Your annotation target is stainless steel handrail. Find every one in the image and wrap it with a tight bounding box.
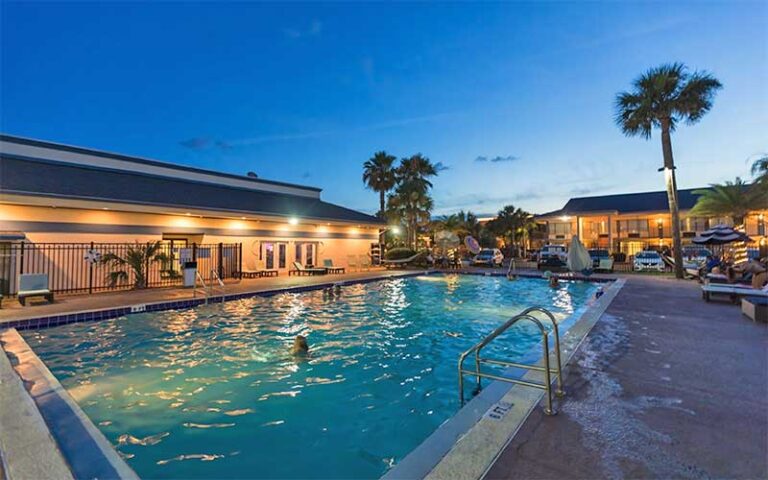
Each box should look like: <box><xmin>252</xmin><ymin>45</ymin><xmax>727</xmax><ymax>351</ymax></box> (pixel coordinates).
<box><xmin>458</xmin><ymin>307</ymin><xmax>564</xmax><ymax>415</ymax></box>
<box><xmin>194</xmin><ymin>271</ymin><xmax>209</xmax><ymax>304</ymax></box>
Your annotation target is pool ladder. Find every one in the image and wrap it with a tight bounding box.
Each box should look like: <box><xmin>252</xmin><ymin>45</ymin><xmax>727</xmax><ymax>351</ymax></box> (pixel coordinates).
<box><xmin>194</xmin><ymin>269</ymin><xmax>226</xmax><ymax>305</ymax></box>
<box><xmin>458</xmin><ymin>307</ymin><xmax>564</xmax><ymax>415</ymax></box>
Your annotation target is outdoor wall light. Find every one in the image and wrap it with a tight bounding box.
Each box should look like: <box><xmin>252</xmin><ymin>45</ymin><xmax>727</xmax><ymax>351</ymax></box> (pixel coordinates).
<box><xmin>390</xmin><ymin>226</ymin><xmax>401</xmax><ymax>235</ymax></box>
<box><xmin>559</xmin><ymin>215</ymin><xmax>571</xmax><ymax>222</ymax></box>
<box><xmin>288</xmin><ymin>217</ymin><xmax>299</xmax><ymax>225</ymax></box>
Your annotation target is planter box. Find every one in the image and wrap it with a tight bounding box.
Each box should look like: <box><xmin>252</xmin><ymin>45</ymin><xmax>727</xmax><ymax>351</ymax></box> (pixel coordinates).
<box><xmin>741</xmin><ymin>297</ymin><xmax>768</xmax><ymax>323</ymax></box>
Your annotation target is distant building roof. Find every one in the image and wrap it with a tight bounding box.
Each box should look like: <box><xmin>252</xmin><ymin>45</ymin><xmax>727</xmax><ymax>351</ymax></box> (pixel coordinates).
<box><xmin>538</xmin><ymin>188</ymin><xmax>708</xmax><ymax>218</ymax></box>
<box><xmin>0</xmin><ymin>135</ymin><xmax>383</xmax><ymax>225</ymax></box>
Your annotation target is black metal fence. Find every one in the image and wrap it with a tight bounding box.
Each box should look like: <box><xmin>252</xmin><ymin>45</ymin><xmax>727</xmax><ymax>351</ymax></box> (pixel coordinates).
<box><xmin>0</xmin><ymin>242</ymin><xmax>242</xmax><ymax>296</ymax></box>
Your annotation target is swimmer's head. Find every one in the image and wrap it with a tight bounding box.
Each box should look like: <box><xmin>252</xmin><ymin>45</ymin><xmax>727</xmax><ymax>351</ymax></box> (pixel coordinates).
<box><xmin>292</xmin><ymin>335</ymin><xmax>309</xmax><ymax>354</ymax></box>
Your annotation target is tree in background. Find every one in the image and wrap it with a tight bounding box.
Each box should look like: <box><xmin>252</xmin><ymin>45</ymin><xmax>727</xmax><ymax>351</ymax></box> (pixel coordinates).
<box><xmin>615</xmin><ymin>62</ymin><xmax>722</xmax><ymax>278</ymax></box>
<box><xmin>691</xmin><ymin>178</ymin><xmax>767</xmax><ymax>227</ymax></box>
<box><xmin>362</xmin><ymin>151</ymin><xmax>397</xmax><ymax>218</ymax></box>
<box><xmin>486</xmin><ymin>205</ymin><xmax>535</xmax><ymax>257</ymax></box>
<box><xmin>385</xmin><ymin>154</ymin><xmax>440</xmax><ymax>249</ymax></box>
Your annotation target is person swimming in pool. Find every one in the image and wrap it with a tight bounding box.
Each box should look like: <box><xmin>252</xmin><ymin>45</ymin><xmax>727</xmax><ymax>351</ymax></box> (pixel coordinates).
<box><xmin>549</xmin><ymin>275</ymin><xmax>560</xmax><ymax>288</ymax></box>
<box><xmin>291</xmin><ymin>335</ymin><xmax>309</xmax><ymax>356</ymax></box>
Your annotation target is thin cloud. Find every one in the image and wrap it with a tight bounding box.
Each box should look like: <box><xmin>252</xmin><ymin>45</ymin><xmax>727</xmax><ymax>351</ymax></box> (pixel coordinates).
<box><xmin>179</xmin><ymin>137</ymin><xmax>210</xmax><ymax>150</ymax></box>
<box><xmin>474</xmin><ymin>155</ymin><xmax>519</xmax><ymax>163</ymax></box>
<box><xmin>283</xmin><ymin>19</ymin><xmax>322</xmax><ymax>39</ymax></box>
<box><xmin>217</xmin><ymin>112</ymin><xmax>461</xmax><ymax>147</ymax></box>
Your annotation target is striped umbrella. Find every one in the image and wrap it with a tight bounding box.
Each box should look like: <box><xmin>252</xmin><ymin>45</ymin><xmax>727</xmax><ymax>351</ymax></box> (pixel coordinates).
<box><xmin>692</xmin><ymin>225</ymin><xmax>751</xmax><ymax>245</ymax></box>
<box><xmin>693</xmin><ymin>224</ymin><xmax>752</xmax><ymax>265</ymax></box>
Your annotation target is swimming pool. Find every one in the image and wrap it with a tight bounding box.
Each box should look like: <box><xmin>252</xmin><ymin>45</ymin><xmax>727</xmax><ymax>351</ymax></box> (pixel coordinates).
<box><xmin>24</xmin><ymin>274</ymin><xmax>598</xmax><ymax>479</ymax></box>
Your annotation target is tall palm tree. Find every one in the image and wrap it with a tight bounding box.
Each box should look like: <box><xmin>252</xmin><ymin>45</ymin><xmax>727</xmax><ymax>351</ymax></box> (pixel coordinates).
<box><xmin>362</xmin><ymin>151</ymin><xmax>397</xmax><ymax>217</ymax></box>
<box><xmin>615</xmin><ymin>63</ymin><xmax>722</xmax><ymax>278</ymax></box>
<box><xmin>388</xmin><ymin>180</ymin><xmax>434</xmax><ymax>249</ymax></box>
<box><xmin>691</xmin><ymin>178</ymin><xmax>767</xmax><ymax>227</ymax></box>
<box><xmin>396</xmin><ymin>153</ymin><xmax>438</xmax><ymax>191</ymax></box>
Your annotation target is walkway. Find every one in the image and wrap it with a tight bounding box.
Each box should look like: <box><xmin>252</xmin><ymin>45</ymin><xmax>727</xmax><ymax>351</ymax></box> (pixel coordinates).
<box><xmin>486</xmin><ymin>275</ymin><xmax>768</xmax><ymax>479</ymax></box>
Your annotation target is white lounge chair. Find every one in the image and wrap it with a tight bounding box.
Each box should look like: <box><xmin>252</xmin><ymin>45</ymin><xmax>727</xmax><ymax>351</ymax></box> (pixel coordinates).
<box><xmin>702</xmin><ymin>282</ymin><xmax>768</xmax><ymax>303</ymax></box>
<box><xmin>18</xmin><ymin>273</ymin><xmax>54</xmax><ymax>306</ymax></box>
<box><xmin>347</xmin><ymin>255</ymin><xmax>359</xmax><ymax>272</ymax></box>
<box><xmin>289</xmin><ymin>262</ymin><xmax>326</xmax><ymax>276</ymax></box>
<box><xmin>381</xmin><ymin>252</ymin><xmax>423</xmax><ymax>268</ymax></box>
<box><xmin>359</xmin><ymin>254</ymin><xmax>372</xmax><ymax>271</ymax></box>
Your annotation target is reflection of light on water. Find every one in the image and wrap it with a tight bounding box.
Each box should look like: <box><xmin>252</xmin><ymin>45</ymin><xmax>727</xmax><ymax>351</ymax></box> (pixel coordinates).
<box><xmin>27</xmin><ymin>274</ymin><xmax>599</xmax><ymax>480</ymax></box>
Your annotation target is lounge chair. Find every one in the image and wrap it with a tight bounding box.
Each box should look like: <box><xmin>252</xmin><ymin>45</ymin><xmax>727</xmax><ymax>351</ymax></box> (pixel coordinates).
<box><xmin>289</xmin><ymin>262</ymin><xmax>327</xmax><ymax>276</ymax></box>
<box><xmin>322</xmin><ymin>259</ymin><xmax>345</xmax><ymax>274</ymax></box>
<box><xmin>702</xmin><ymin>282</ymin><xmax>768</xmax><ymax>303</ymax></box>
<box><xmin>359</xmin><ymin>254</ymin><xmax>372</xmax><ymax>271</ymax></box>
<box><xmin>382</xmin><ymin>252</ymin><xmax>423</xmax><ymax>268</ymax></box>
<box><xmin>347</xmin><ymin>255</ymin><xmax>359</xmax><ymax>272</ymax></box>
<box><xmin>18</xmin><ymin>273</ymin><xmax>54</xmax><ymax>306</ymax></box>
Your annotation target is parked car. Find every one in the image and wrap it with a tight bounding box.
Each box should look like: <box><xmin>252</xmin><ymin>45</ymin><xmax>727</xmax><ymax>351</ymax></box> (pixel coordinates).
<box><xmin>472</xmin><ymin>248</ymin><xmax>504</xmax><ymax>266</ymax></box>
<box><xmin>633</xmin><ymin>250</ymin><xmax>665</xmax><ymax>272</ymax></box>
<box><xmin>538</xmin><ymin>245</ymin><xmax>567</xmax><ymax>270</ymax></box>
<box><xmin>588</xmin><ymin>249</ymin><xmax>614</xmax><ymax>272</ymax></box>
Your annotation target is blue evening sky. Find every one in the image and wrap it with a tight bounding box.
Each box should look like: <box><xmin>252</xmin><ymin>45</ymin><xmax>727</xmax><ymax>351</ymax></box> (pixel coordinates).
<box><xmin>1</xmin><ymin>1</ymin><xmax>766</xmax><ymax>216</ymax></box>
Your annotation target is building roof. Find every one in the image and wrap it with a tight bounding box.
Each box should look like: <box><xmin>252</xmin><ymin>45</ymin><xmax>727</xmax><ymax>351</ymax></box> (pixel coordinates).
<box><xmin>0</xmin><ymin>134</ymin><xmax>322</xmax><ymax>194</ymax></box>
<box><xmin>0</xmin><ymin>137</ymin><xmax>383</xmax><ymax>225</ymax></box>
<box><xmin>538</xmin><ymin>188</ymin><xmax>708</xmax><ymax>218</ymax></box>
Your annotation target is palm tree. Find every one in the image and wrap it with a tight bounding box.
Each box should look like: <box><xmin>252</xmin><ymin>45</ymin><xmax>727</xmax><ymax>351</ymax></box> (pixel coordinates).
<box><xmin>396</xmin><ymin>153</ymin><xmax>438</xmax><ymax>191</ymax></box>
<box><xmin>388</xmin><ymin>180</ymin><xmax>434</xmax><ymax>249</ymax></box>
<box><xmin>691</xmin><ymin>178</ymin><xmax>767</xmax><ymax>227</ymax></box>
<box><xmin>431</xmin><ymin>213</ymin><xmax>463</xmax><ymax>235</ymax></box>
<box><xmin>751</xmin><ymin>154</ymin><xmax>768</xmax><ymax>188</ymax></box>
<box><xmin>100</xmin><ymin>241</ymin><xmax>172</xmax><ymax>289</ymax></box>
<box><xmin>487</xmin><ymin>205</ymin><xmax>533</xmax><ymax>257</ymax></box>
<box><xmin>615</xmin><ymin>63</ymin><xmax>722</xmax><ymax>278</ymax></box>
<box><xmin>362</xmin><ymin>151</ymin><xmax>397</xmax><ymax>217</ymax></box>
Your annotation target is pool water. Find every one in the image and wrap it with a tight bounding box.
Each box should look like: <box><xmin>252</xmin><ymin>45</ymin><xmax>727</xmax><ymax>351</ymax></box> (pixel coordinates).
<box><xmin>25</xmin><ymin>274</ymin><xmax>598</xmax><ymax>479</ymax></box>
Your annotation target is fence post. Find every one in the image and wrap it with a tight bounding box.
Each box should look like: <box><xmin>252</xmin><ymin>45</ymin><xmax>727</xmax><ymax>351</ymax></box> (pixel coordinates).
<box><xmin>192</xmin><ymin>243</ymin><xmax>197</xmax><ymax>262</ymax></box>
<box><xmin>89</xmin><ymin>241</ymin><xmax>94</xmax><ymax>294</ymax></box>
<box><xmin>145</xmin><ymin>242</ymin><xmax>150</xmax><ymax>288</ymax></box>
<box><xmin>19</xmin><ymin>241</ymin><xmax>25</xmax><ymax>275</ymax></box>
<box><xmin>218</xmin><ymin>243</ymin><xmax>224</xmax><ymax>279</ymax></box>
<box><xmin>239</xmin><ymin>243</ymin><xmax>243</xmax><ymax>280</ymax></box>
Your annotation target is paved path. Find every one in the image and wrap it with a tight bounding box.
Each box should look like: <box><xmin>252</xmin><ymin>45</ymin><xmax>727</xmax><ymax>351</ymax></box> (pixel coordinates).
<box><xmin>486</xmin><ymin>276</ymin><xmax>768</xmax><ymax>479</ymax></box>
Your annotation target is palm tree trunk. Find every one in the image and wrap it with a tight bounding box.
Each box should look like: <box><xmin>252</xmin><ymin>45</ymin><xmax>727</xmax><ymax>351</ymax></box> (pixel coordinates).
<box><xmin>661</xmin><ymin>119</ymin><xmax>685</xmax><ymax>279</ymax></box>
<box><xmin>379</xmin><ymin>190</ymin><xmax>386</xmax><ymax>218</ymax></box>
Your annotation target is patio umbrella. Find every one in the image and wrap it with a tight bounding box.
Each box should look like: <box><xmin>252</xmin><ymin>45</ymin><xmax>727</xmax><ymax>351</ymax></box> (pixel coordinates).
<box><xmin>692</xmin><ymin>224</ymin><xmax>752</xmax><ymax>245</ymax></box>
<box><xmin>464</xmin><ymin>236</ymin><xmax>481</xmax><ymax>254</ymax></box>
<box><xmin>434</xmin><ymin>230</ymin><xmax>460</xmax><ymax>250</ymax></box>
<box><xmin>567</xmin><ymin>235</ymin><xmax>593</xmax><ymax>276</ymax></box>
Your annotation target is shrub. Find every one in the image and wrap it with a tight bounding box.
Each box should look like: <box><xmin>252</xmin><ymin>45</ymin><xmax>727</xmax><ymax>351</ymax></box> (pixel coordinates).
<box><xmin>384</xmin><ymin>247</ymin><xmax>417</xmax><ymax>260</ymax></box>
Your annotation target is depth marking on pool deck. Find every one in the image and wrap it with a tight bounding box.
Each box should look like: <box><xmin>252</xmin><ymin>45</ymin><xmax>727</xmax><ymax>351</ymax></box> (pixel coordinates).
<box><xmin>385</xmin><ymin>279</ymin><xmax>624</xmax><ymax>480</ymax></box>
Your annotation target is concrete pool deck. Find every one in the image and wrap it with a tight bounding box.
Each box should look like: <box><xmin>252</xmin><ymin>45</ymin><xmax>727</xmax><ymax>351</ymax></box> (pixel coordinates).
<box><xmin>484</xmin><ymin>275</ymin><xmax>768</xmax><ymax>480</ymax></box>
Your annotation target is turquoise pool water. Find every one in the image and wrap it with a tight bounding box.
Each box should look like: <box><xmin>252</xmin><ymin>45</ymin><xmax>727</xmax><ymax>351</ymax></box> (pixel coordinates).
<box><xmin>25</xmin><ymin>274</ymin><xmax>598</xmax><ymax>479</ymax></box>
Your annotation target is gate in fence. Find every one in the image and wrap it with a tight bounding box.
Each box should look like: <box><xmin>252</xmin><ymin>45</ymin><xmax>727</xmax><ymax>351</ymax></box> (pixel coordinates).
<box><xmin>0</xmin><ymin>241</ymin><xmax>242</xmax><ymax>296</ymax></box>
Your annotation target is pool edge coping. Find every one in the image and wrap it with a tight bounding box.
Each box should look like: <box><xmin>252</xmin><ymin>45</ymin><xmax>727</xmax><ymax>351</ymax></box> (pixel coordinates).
<box><xmin>0</xmin><ymin>328</ymin><xmax>140</xmax><ymax>480</ymax></box>
<box><xmin>384</xmin><ymin>278</ymin><xmax>625</xmax><ymax>480</ymax></box>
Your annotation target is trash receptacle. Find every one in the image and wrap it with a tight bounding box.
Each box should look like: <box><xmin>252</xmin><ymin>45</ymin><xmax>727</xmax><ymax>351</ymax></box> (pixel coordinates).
<box><xmin>183</xmin><ymin>261</ymin><xmax>197</xmax><ymax>287</ymax></box>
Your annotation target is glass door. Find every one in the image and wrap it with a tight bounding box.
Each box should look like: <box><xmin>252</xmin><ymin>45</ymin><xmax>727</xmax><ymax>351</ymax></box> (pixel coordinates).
<box><xmin>263</xmin><ymin>242</ymin><xmax>288</xmax><ymax>270</ymax></box>
<box><xmin>278</xmin><ymin>243</ymin><xmax>287</xmax><ymax>269</ymax></box>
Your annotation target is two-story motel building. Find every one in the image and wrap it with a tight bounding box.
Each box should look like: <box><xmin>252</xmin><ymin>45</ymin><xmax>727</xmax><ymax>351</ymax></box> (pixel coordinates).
<box><xmin>536</xmin><ymin>189</ymin><xmax>766</xmax><ymax>256</ymax></box>
<box><xmin>0</xmin><ymin>134</ymin><xmax>384</xmax><ymax>282</ymax></box>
